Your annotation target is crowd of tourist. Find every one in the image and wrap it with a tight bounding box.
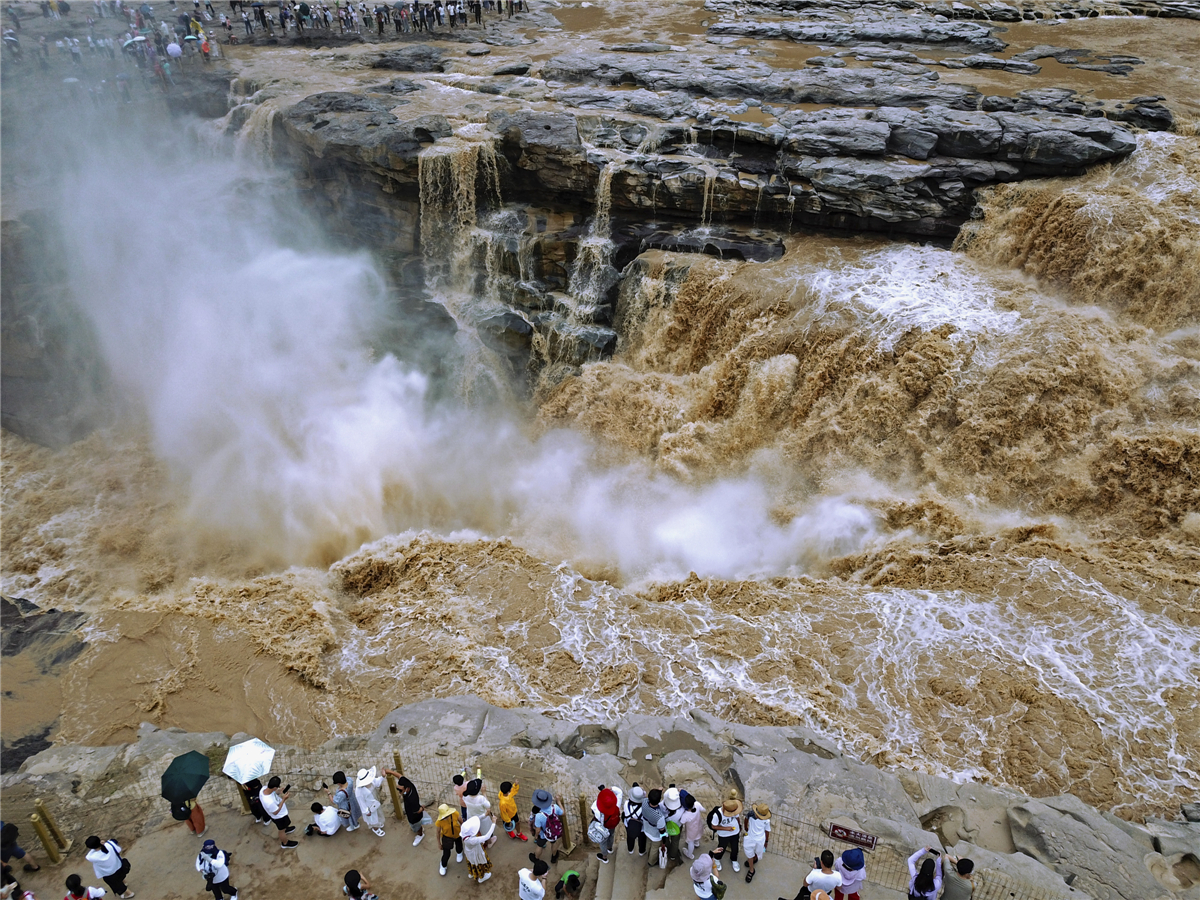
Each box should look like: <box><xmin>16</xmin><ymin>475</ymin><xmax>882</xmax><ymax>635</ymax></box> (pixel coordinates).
<box><xmin>3</xmin><ymin>768</ymin><xmax>979</xmax><ymax>900</ymax></box>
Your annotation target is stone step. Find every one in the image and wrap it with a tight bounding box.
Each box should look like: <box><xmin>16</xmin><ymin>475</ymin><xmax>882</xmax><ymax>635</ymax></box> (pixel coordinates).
<box><xmin>610</xmin><ymin>839</ymin><xmax>649</xmax><ymax>900</ymax></box>
<box><xmin>593</xmin><ymin>846</ymin><xmax>616</xmax><ymax>900</ymax></box>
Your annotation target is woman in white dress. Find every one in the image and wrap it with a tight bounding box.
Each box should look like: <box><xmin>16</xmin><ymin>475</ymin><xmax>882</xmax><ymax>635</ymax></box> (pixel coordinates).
<box><xmin>460</xmin><ymin>814</ymin><xmax>496</xmax><ymax>883</ymax></box>
<box><xmin>355</xmin><ymin>767</ymin><xmax>386</xmax><ymax>837</ymax></box>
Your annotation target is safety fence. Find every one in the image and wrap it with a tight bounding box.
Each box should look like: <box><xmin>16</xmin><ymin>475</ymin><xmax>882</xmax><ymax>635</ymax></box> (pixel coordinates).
<box><xmin>2</xmin><ymin>740</ymin><xmax>1075</xmax><ymax>900</ymax></box>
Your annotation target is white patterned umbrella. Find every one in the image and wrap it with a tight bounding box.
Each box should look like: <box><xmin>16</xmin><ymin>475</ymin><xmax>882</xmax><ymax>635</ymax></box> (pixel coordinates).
<box><xmin>221</xmin><ymin>738</ymin><xmax>275</xmax><ymax>784</ymax></box>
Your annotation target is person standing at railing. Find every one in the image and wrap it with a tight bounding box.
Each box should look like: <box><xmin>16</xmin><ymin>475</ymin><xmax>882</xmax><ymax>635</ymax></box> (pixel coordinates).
<box><xmin>328</xmin><ymin>771</ymin><xmax>362</xmax><ymax>832</ymax></box>
<box><xmin>832</xmin><ymin>847</ymin><xmax>866</xmax><ymax>900</ymax></box>
<box><xmin>742</xmin><ymin>803</ymin><xmax>771</xmax><ymax>884</ymax></box>
<box><xmin>498</xmin><ymin>781</ymin><xmax>528</xmax><ymax>842</ymax></box>
<box><xmin>463</xmin><ymin>779</ymin><xmax>491</xmax><ymax>822</ymax></box>
<box><xmin>798</xmin><ymin>850</ymin><xmax>842</xmax><ymax>899</ymax></box>
<box><xmin>906</xmin><ymin>847</ymin><xmax>943</xmax><ymax>900</ymax></box>
<box><xmin>355</xmin><ymin>767</ymin><xmax>387</xmax><ymax>838</ymax></box>
<box><xmin>942</xmin><ymin>855</ymin><xmax>976</xmax><ymax>899</ymax></box>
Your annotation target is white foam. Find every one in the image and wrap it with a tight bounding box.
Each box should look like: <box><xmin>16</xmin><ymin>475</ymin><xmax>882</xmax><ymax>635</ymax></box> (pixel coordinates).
<box><xmin>803</xmin><ymin>245</ymin><xmax>1024</xmax><ymax>349</ymax></box>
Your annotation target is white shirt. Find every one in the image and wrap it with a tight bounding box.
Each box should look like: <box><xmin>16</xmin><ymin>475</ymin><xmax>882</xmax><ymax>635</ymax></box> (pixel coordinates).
<box><xmin>85</xmin><ymin>841</ymin><xmax>123</xmax><ymax>878</ymax></box>
<box><xmin>518</xmin><ymin>869</ymin><xmax>545</xmax><ymax>900</ymax></box>
<box><xmin>744</xmin><ymin>814</ymin><xmax>771</xmax><ymax>841</ymax></box>
<box><xmin>806</xmin><ymin>868</ymin><xmax>843</xmax><ymax>892</ymax></box>
<box><xmin>195</xmin><ymin>849</ymin><xmax>230</xmax><ymax>882</ymax></box>
<box><xmin>66</xmin><ymin>889</ymin><xmax>106</xmax><ymax>899</ymax></box>
<box><xmin>463</xmin><ymin>794</ymin><xmax>491</xmax><ymax>820</ymax></box>
<box><xmin>716</xmin><ymin>812</ymin><xmax>740</xmax><ymax>837</ymax></box>
<box><xmin>315</xmin><ymin>806</ymin><xmax>342</xmax><ymax>835</ymax></box>
<box><xmin>260</xmin><ymin>788</ymin><xmax>288</xmax><ymax>819</ymax></box>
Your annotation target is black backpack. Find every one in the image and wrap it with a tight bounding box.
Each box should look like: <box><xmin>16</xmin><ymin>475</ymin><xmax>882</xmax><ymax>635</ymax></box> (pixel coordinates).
<box><xmin>171</xmin><ymin>801</ymin><xmax>191</xmax><ymax>821</ymax></box>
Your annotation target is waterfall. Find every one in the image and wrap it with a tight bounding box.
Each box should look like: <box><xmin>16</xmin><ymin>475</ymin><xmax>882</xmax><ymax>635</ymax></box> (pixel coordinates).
<box><xmin>417</xmin><ymin>132</ymin><xmax>515</xmax><ymax>402</ymax></box>
<box><xmin>565</xmin><ymin>154</ymin><xmax>622</xmax><ymax>323</ymax></box>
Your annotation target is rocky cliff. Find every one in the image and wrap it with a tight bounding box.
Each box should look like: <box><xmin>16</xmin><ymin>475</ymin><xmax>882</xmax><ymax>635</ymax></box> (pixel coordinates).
<box><xmin>5</xmin><ymin>697</ymin><xmax>1199</xmax><ymax>900</ymax></box>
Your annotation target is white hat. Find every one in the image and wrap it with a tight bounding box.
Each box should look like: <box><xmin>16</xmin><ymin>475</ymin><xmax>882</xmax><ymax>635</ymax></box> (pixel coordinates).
<box><xmin>664</xmin><ymin>788</ymin><xmax>681</xmax><ymax>811</ymax></box>
<box><xmin>355</xmin><ymin>766</ymin><xmax>377</xmax><ymax>787</ymax></box>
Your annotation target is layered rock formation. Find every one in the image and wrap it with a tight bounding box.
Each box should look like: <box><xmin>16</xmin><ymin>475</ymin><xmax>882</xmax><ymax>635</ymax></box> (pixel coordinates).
<box><xmin>5</xmin><ymin>697</ymin><xmax>1198</xmax><ymax>900</ymax></box>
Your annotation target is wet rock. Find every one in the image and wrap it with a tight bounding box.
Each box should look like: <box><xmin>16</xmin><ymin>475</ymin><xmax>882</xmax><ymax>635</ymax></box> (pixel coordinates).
<box><xmin>1008</xmin><ymin>794</ymin><xmax>1171</xmax><ymax>900</ymax></box>
<box><xmin>777</xmin><ymin>108</ymin><xmax>891</xmax><ymax>156</ymax></box>
<box><xmin>542</xmin><ymin>50</ymin><xmax>986</xmax><ymax>110</ymax></box>
<box><xmin>707</xmin><ymin>17</ymin><xmax>1005</xmax><ymax>52</ymax></box>
<box><xmin>365</xmin><ymin>78</ymin><xmax>423</xmax><ymax>94</ymax></box>
<box><xmin>372</xmin><ymin>44</ymin><xmax>444</xmax><ymax>72</ymax></box>
<box><xmin>805</xmin><ymin>56</ymin><xmax>847</xmax><ymax>67</ymax></box>
<box><xmin>603</xmin><ymin>42</ymin><xmax>673</xmax><ymax>53</ymax></box>
<box><xmin>466</xmin><ymin>45</ymin><xmax>491</xmax><ymax>56</ymax></box>
<box><xmin>1183</xmin><ymin>802</ymin><xmax>1200</xmax><ymax>823</ymax></box>
<box><xmin>492</xmin><ymin>61</ymin><xmax>531</xmax><ymax>76</ymax></box>
<box><xmin>939</xmin><ymin>53</ymin><xmax>1042</xmax><ymax>74</ymax></box>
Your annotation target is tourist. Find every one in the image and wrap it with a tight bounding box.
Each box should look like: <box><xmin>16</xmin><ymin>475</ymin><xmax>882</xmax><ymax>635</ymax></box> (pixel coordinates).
<box><xmin>239</xmin><ymin>777</ymin><xmax>267</xmax><ymax>824</ymax></box>
<box><xmin>169</xmin><ymin>796</ymin><xmax>206</xmax><ymax>837</ymax></box>
<box><xmin>518</xmin><ymin>856</ymin><xmax>550</xmax><ymax>900</ymax></box>
<box><xmin>641</xmin><ymin>789</ymin><xmax>668</xmax><ymax>867</ymax></box>
<box><xmin>452</xmin><ymin>773</ymin><xmax>468</xmax><ymax>818</ymax></box>
<box><xmin>83</xmin><ymin>836</ymin><xmax>133</xmax><ymax>898</ymax></box>
<box><xmin>462</xmin><ymin>778</ymin><xmax>491</xmax><ymax>821</ymax></box>
<box><xmin>307</xmin><ymin>802</ymin><xmax>342</xmax><ymax>836</ymax></box>
<box><xmin>460</xmin><ymin>814</ymin><xmax>496</xmax><ymax>883</ymax></box>
<box><xmin>802</xmin><ymin>850</ymin><xmax>843</xmax><ymax>897</ymax></box>
<box><xmin>906</xmin><ymin>848</ymin><xmax>943</xmax><ymax>900</ymax></box>
<box><xmin>591</xmin><ymin>785</ymin><xmax>621</xmax><ymax>864</ymax></box>
<box><xmin>435</xmin><ymin>804</ymin><xmax>463</xmax><ymax>876</ymax></box>
<box><xmin>554</xmin><ymin>868</ymin><xmax>583</xmax><ymax>900</ymax></box>
<box><xmin>531</xmin><ymin>789</ymin><xmax>565</xmax><ymax>864</ymax></box>
<box><xmin>259</xmin><ymin>777</ymin><xmax>299</xmax><ymax>849</ymax></box>
<box><xmin>679</xmin><ymin>794</ymin><xmax>706</xmax><ymax>860</ymax></box>
<box><xmin>354</xmin><ymin>766</ymin><xmax>387</xmax><ymax>837</ymax></box>
<box><xmin>943</xmin><ymin>855</ymin><xmax>976</xmax><ymax>899</ymax></box>
<box><xmin>498</xmin><ymin>781</ymin><xmax>527</xmax><ymax>841</ymax></box>
<box><xmin>663</xmin><ymin>787</ymin><xmax>683</xmax><ymax>862</ymax></box>
<box><xmin>328</xmin><ymin>771</ymin><xmax>362</xmax><ymax>831</ymax></box>
<box><xmin>623</xmin><ymin>785</ymin><xmax>646</xmax><ymax>856</ymax></box>
<box><xmin>710</xmin><ymin>792</ymin><xmax>743</xmax><ymax>873</ymax></box>
<box><xmin>342</xmin><ymin>869</ymin><xmax>378</xmax><ymax>900</ymax></box>
<box><xmin>195</xmin><ymin>839</ymin><xmax>238</xmax><ymax>900</ymax></box>
<box><xmin>742</xmin><ymin>802</ymin><xmax>771</xmax><ymax>883</ymax></box>
<box><xmin>0</xmin><ymin>825</ymin><xmax>39</xmax><ymax>874</ymax></box>
<box><xmin>689</xmin><ymin>852</ymin><xmax>717</xmax><ymax>899</ymax></box>
<box><xmin>64</xmin><ymin>873</ymin><xmax>106</xmax><ymax>898</ymax></box>
<box><xmin>394</xmin><ymin>773</ymin><xmax>426</xmax><ymax>844</ymax></box>
<box><xmin>833</xmin><ymin>848</ymin><xmax>866</xmax><ymax>900</ymax></box>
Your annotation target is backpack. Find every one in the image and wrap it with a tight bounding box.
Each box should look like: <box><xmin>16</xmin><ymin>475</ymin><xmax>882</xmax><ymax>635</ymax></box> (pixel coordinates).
<box><xmin>171</xmin><ymin>801</ymin><xmax>191</xmax><ymax>821</ymax></box>
<box><xmin>542</xmin><ymin>806</ymin><xmax>563</xmax><ymax>842</ymax></box>
<box><xmin>707</xmin><ymin>807</ymin><xmax>721</xmax><ymax>835</ymax></box>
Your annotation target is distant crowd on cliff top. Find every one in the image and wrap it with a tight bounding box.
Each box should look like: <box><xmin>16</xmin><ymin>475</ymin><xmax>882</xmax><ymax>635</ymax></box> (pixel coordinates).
<box><xmin>1</xmin><ymin>0</ymin><xmax>530</xmax><ymax>101</ymax></box>
<box><xmin>2</xmin><ymin>764</ymin><xmax>983</xmax><ymax>900</ymax></box>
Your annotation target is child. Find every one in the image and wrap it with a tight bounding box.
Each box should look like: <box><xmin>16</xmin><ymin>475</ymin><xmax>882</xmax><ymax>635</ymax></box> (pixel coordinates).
<box><xmin>499</xmin><ymin>781</ymin><xmax>527</xmax><ymax>841</ymax></box>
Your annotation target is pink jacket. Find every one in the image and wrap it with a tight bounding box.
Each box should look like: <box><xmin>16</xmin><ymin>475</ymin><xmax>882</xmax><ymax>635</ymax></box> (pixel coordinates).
<box><xmin>680</xmin><ymin>804</ymin><xmax>706</xmax><ymax>842</ymax></box>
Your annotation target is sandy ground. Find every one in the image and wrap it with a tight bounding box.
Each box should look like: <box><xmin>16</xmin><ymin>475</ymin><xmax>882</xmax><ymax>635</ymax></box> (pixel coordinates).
<box><xmin>12</xmin><ymin>804</ymin><xmax>589</xmax><ymax>900</ymax></box>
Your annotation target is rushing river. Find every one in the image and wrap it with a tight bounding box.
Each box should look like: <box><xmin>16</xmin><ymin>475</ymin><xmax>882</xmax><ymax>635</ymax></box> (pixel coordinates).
<box><xmin>2</xmin><ymin>15</ymin><xmax>1198</xmax><ymax>823</ymax></box>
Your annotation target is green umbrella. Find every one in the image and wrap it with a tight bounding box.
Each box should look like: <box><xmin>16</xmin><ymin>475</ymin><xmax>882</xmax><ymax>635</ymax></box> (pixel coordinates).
<box><xmin>161</xmin><ymin>750</ymin><xmax>211</xmax><ymax>804</ymax></box>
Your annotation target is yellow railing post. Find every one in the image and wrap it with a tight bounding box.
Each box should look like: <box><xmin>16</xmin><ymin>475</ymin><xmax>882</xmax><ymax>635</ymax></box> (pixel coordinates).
<box><xmin>34</xmin><ymin>799</ymin><xmax>72</xmax><ymax>852</ymax></box>
<box><xmin>386</xmin><ymin>751</ymin><xmax>404</xmax><ymax>820</ymax></box>
<box><xmin>235</xmin><ymin>783</ymin><xmax>252</xmax><ymax>816</ymax></box>
<box><xmin>29</xmin><ymin>813</ymin><xmax>62</xmax><ymax>864</ymax></box>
